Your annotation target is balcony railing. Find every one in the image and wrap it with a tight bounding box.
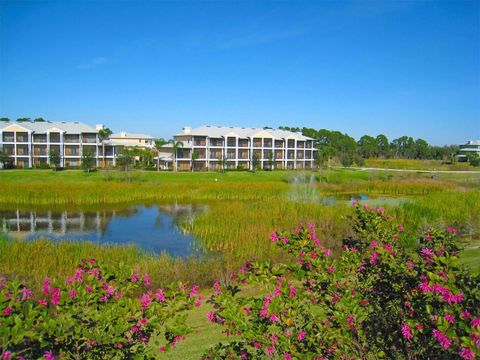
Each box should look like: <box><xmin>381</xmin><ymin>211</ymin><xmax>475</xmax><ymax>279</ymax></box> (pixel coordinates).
<box><xmin>2</xmin><ymin>137</ymin><xmax>14</xmax><ymax>142</ymax></box>
<box><xmin>194</xmin><ymin>141</ymin><xmax>206</xmax><ymax>146</ymax></box>
<box><xmin>82</xmin><ymin>138</ymin><xmax>97</xmax><ymax>143</ymax></box>
<box><xmin>16</xmin><ymin>137</ymin><xmax>28</xmax><ymax>143</ymax></box>
<box><xmin>34</xmin><ymin>151</ymin><xmax>47</xmax><ymax>156</ymax></box>
<box><xmin>16</xmin><ymin>148</ymin><xmax>29</xmax><ymax>155</ymax></box>
<box><xmin>33</xmin><ymin>138</ymin><xmax>47</xmax><ymax>143</ymax></box>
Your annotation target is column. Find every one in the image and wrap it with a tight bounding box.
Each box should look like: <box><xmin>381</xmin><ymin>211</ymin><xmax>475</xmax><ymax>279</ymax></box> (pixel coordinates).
<box><xmin>293</xmin><ymin>140</ymin><xmax>297</xmax><ymax>169</ymax></box>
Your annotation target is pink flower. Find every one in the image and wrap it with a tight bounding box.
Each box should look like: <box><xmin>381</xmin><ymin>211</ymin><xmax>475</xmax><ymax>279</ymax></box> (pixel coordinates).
<box><xmin>421</xmin><ymin>247</ymin><xmax>434</xmax><ymax>258</ymax></box>
<box><xmin>459</xmin><ymin>347</ymin><xmax>475</xmax><ymax>360</ymax></box>
<box><xmin>328</xmin><ymin>265</ymin><xmax>335</xmax><ymax>273</ymax></box>
<box><xmin>44</xmin><ymin>351</ymin><xmax>55</xmax><ymax>360</ymax></box>
<box><xmin>270</xmin><ymin>233</ymin><xmax>278</xmax><ymax>242</ymax></box>
<box><xmin>401</xmin><ymin>323</ymin><xmax>413</xmax><ymax>340</ymax></box>
<box><xmin>281</xmin><ymin>236</ymin><xmax>289</xmax><ymax>244</ymax></box>
<box><xmin>19</xmin><ymin>287</ymin><xmax>33</xmax><ymax>301</ymax></box>
<box><xmin>289</xmin><ymin>285</ymin><xmax>296</xmax><ymax>298</ymax></box>
<box><xmin>68</xmin><ymin>289</ymin><xmax>77</xmax><ymax>299</ymax></box>
<box><xmin>189</xmin><ymin>285</ymin><xmax>199</xmax><ymax>298</ymax></box>
<box><xmin>461</xmin><ymin>311</ymin><xmax>471</xmax><ymax>319</ymax></box>
<box><xmin>369</xmin><ymin>252</ymin><xmax>379</xmax><ymax>265</ymax></box>
<box><xmin>155</xmin><ymin>289</ymin><xmax>165</xmax><ymax>302</ymax></box>
<box><xmin>195</xmin><ymin>295</ymin><xmax>203</xmax><ymax>308</ymax></box>
<box><xmin>472</xmin><ymin>317</ymin><xmax>480</xmax><ymax>327</ymax></box>
<box><xmin>384</xmin><ymin>243</ymin><xmax>395</xmax><ymax>256</ymax></box>
<box><xmin>213</xmin><ymin>281</ymin><xmax>222</xmax><ymax>296</ymax></box>
<box><xmin>347</xmin><ymin>315</ymin><xmax>355</xmax><ymax>325</ymax></box>
<box><xmin>269</xmin><ymin>313</ymin><xmax>280</xmax><ymax>322</ymax></box>
<box><xmin>284</xmin><ymin>353</ymin><xmax>292</xmax><ymax>360</ymax></box>
<box><xmin>143</xmin><ymin>273</ymin><xmax>152</xmax><ymax>286</ymax></box>
<box><xmin>444</xmin><ymin>313</ymin><xmax>455</xmax><ymax>324</ymax></box>
<box><xmin>159</xmin><ymin>346</ymin><xmax>166</xmax><ymax>352</ymax></box>
<box><xmin>88</xmin><ymin>258</ymin><xmax>95</xmax><ymax>265</ymax></box>
<box><xmin>446</xmin><ymin>226</ymin><xmax>457</xmax><ymax>235</ymax></box>
<box><xmin>131</xmin><ymin>273</ymin><xmax>139</xmax><ymax>282</ymax></box>
<box><xmin>432</xmin><ymin>329</ymin><xmax>451</xmax><ymax>349</ymax></box>
<box><xmin>85</xmin><ymin>284</ymin><xmax>93</xmax><ymax>292</ymax></box>
<box><xmin>252</xmin><ymin>341</ymin><xmax>261</xmax><ymax>349</ymax></box>
<box><xmin>101</xmin><ymin>295</ymin><xmax>107</xmax><ymax>302</ymax></box>
<box><xmin>51</xmin><ymin>288</ymin><xmax>61</xmax><ymax>305</ymax></box>
<box><xmin>2</xmin><ymin>307</ymin><xmax>12</xmax><ymax>317</ymax></box>
<box><xmin>139</xmin><ymin>317</ymin><xmax>149</xmax><ymax>326</ymax></box>
<box><xmin>415</xmin><ymin>324</ymin><xmax>423</xmax><ymax>331</ymax></box>
<box><xmin>38</xmin><ymin>299</ymin><xmax>48</xmax><ymax>306</ymax></box>
<box><xmin>42</xmin><ymin>278</ymin><xmax>52</xmax><ymax>295</ymax></box>
<box><xmin>244</xmin><ymin>307</ymin><xmax>251</xmax><ymax>314</ymax></box>
<box><xmin>266</xmin><ymin>346</ymin><xmax>274</xmax><ymax>356</ymax></box>
<box><xmin>398</xmin><ymin>224</ymin><xmax>404</xmax><ymax>233</ymax></box>
<box><xmin>1</xmin><ymin>351</ymin><xmax>11</xmax><ymax>360</ymax></box>
<box><xmin>140</xmin><ymin>294</ymin><xmax>152</xmax><ymax>309</ymax></box>
<box><xmin>297</xmin><ymin>331</ymin><xmax>306</xmax><ymax>341</ymax></box>
<box><xmin>324</xmin><ymin>249</ymin><xmax>331</xmax><ymax>256</ymax></box>
<box><xmin>206</xmin><ymin>311</ymin><xmax>215</xmax><ymax>322</ymax></box>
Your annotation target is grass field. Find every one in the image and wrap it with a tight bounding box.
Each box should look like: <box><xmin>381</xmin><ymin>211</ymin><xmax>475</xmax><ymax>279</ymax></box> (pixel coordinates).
<box><xmin>0</xmin><ymin>169</ymin><xmax>479</xmax><ymax>280</ymax></box>
<box><xmin>364</xmin><ymin>158</ymin><xmax>477</xmax><ymax>171</ymax></box>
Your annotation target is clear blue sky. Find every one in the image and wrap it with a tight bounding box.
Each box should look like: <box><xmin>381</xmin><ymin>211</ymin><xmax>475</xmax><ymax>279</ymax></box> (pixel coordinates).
<box><xmin>0</xmin><ymin>1</ymin><xmax>478</xmax><ymax>145</ymax></box>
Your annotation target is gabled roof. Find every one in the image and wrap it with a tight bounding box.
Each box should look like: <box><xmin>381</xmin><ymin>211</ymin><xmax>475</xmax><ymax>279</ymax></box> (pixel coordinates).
<box><xmin>0</xmin><ymin>121</ymin><xmax>98</xmax><ymax>134</ymax></box>
<box><xmin>175</xmin><ymin>125</ymin><xmax>314</xmax><ymax>141</ymax></box>
<box><xmin>111</xmin><ymin>132</ymin><xmax>154</xmax><ymax>139</ymax></box>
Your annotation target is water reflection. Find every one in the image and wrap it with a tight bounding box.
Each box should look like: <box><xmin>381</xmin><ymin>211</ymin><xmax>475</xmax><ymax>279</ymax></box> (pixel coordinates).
<box><xmin>0</xmin><ymin>205</ymin><xmax>207</xmax><ymax>256</ymax></box>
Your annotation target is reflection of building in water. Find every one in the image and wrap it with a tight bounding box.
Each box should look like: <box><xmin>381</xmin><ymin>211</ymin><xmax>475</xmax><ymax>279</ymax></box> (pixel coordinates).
<box><xmin>156</xmin><ymin>204</ymin><xmax>208</xmax><ymax>233</ymax></box>
<box><xmin>0</xmin><ymin>209</ymin><xmax>135</xmax><ymax>238</ymax></box>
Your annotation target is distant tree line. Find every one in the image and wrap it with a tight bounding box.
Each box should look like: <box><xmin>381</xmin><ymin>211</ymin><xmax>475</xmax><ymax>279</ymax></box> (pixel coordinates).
<box><xmin>0</xmin><ymin>117</ymin><xmax>47</xmax><ymax>122</ymax></box>
<box><xmin>278</xmin><ymin>126</ymin><xmax>460</xmax><ymax>167</ymax></box>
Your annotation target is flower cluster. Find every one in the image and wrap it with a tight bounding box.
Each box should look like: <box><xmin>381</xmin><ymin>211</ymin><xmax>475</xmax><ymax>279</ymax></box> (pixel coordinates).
<box><xmin>0</xmin><ymin>259</ymin><xmax>197</xmax><ymax>359</ymax></box>
<box><xmin>203</xmin><ymin>204</ymin><xmax>479</xmax><ymax>359</ymax></box>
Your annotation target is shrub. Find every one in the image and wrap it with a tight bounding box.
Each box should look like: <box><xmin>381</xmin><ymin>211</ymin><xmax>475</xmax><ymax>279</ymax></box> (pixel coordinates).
<box><xmin>0</xmin><ymin>259</ymin><xmax>201</xmax><ymax>359</ymax></box>
<box><xmin>204</xmin><ymin>204</ymin><xmax>480</xmax><ymax>359</ymax></box>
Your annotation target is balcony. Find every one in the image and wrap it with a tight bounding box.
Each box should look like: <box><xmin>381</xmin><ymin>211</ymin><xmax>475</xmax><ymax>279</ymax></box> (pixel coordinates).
<box><xmin>34</xmin><ymin>150</ymin><xmax>47</xmax><ymax>156</ymax></box>
<box><xmin>238</xmin><ymin>140</ymin><xmax>249</xmax><ymax>148</ymax></box>
<box><xmin>194</xmin><ymin>141</ymin><xmax>206</xmax><ymax>146</ymax></box>
<box><xmin>49</xmin><ymin>134</ymin><xmax>61</xmax><ymax>143</ymax></box>
<box><xmin>209</xmin><ymin>139</ymin><xmax>223</xmax><ymax>147</ymax></box>
<box><xmin>33</xmin><ymin>135</ymin><xmax>47</xmax><ymax>143</ymax></box>
<box><xmin>82</xmin><ymin>137</ymin><xmax>97</xmax><ymax>144</ymax></box>
<box><xmin>263</xmin><ymin>140</ymin><xmax>272</xmax><ymax>148</ymax></box>
<box><xmin>65</xmin><ymin>135</ymin><xmax>80</xmax><ymax>143</ymax></box>
<box><xmin>16</xmin><ymin>147</ymin><xmax>29</xmax><ymax>156</ymax></box>
<box><xmin>275</xmin><ymin>141</ymin><xmax>284</xmax><ymax>148</ymax></box>
<box><xmin>2</xmin><ymin>136</ymin><xmax>14</xmax><ymax>142</ymax></box>
<box><xmin>16</xmin><ymin>136</ymin><xmax>28</xmax><ymax>143</ymax></box>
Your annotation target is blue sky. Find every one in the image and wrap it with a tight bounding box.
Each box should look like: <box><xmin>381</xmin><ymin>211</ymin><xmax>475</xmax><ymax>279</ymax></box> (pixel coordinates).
<box><xmin>0</xmin><ymin>1</ymin><xmax>478</xmax><ymax>144</ymax></box>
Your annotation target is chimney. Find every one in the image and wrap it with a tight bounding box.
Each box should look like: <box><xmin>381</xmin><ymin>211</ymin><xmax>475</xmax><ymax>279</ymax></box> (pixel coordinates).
<box><xmin>183</xmin><ymin>126</ymin><xmax>191</xmax><ymax>135</ymax></box>
<box><xmin>96</xmin><ymin>124</ymin><xmax>105</xmax><ymax>131</ymax></box>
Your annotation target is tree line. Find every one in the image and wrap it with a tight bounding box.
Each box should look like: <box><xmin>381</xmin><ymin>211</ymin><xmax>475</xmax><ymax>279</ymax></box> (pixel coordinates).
<box><xmin>278</xmin><ymin>126</ymin><xmax>460</xmax><ymax>167</ymax></box>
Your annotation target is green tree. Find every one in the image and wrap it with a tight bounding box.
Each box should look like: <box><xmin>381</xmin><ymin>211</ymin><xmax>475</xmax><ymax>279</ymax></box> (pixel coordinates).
<box><xmin>251</xmin><ymin>154</ymin><xmax>261</xmax><ymax>172</ymax></box>
<box><xmin>0</xmin><ymin>149</ymin><xmax>12</xmax><ymax>169</ymax></box>
<box><xmin>267</xmin><ymin>153</ymin><xmax>275</xmax><ymax>171</ymax></box>
<box><xmin>375</xmin><ymin>134</ymin><xmax>390</xmax><ymax>158</ymax></box>
<box><xmin>191</xmin><ymin>151</ymin><xmax>199</xmax><ymax>172</ymax></box>
<box><xmin>414</xmin><ymin>138</ymin><xmax>430</xmax><ymax>159</ymax></box>
<box><xmin>0</xmin><ymin>117</ymin><xmax>10</xmax><ymax>122</ymax></box>
<box><xmin>16</xmin><ymin>117</ymin><xmax>31</xmax><ymax>122</ymax></box>
<box><xmin>81</xmin><ymin>149</ymin><xmax>96</xmax><ymax>173</ymax></box>
<box><xmin>98</xmin><ymin>127</ymin><xmax>113</xmax><ymax>168</ymax></box>
<box><xmin>116</xmin><ymin>148</ymin><xmax>133</xmax><ymax>172</ymax></box>
<box><xmin>49</xmin><ymin>148</ymin><xmax>61</xmax><ymax>171</ymax></box>
<box><xmin>154</xmin><ymin>138</ymin><xmax>168</xmax><ymax>171</ymax></box>
<box><xmin>218</xmin><ymin>156</ymin><xmax>228</xmax><ymax>173</ymax></box>
<box><xmin>34</xmin><ymin>117</ymin><xmax>46</xmax><ymax>122</ymax></box>
<box><xmin>357</xmin><ymin>135</ymin><xmax>378</xmax><ymax>158</ymax></box>
<box><xmin>168</xmin><ymin>139</ymin><xmax>184</xmax><ymax>172</ymax></box>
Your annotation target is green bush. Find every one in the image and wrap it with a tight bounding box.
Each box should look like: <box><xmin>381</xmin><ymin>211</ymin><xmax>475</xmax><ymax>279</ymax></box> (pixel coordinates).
<box><xmin>204</xmin><ymin>204</ymin><xmax>480</xmax><ymax>359</ymax></box>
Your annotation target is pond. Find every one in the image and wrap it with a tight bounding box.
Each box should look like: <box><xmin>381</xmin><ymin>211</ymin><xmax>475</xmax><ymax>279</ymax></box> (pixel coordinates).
<box><xmin>0</xmin><ymin>204</ymin><xmax>207</xmax><ymax>257</ymax></box>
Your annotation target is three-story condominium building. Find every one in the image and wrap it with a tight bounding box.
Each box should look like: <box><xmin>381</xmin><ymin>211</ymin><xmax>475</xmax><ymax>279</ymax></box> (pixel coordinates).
<box><xmin>0</xmin><ymin>121</ymin><xmax>104</xmax><ymax>168</ymax></box>
<box><xmin>168</xmin><ymin>125</ymin><xmax>317</xmax><ymax>171</ymax></box>
<box><xmin>0</xmin><ymin>121</ymin><xmax>155</xmax><ymax>168</ymax></box>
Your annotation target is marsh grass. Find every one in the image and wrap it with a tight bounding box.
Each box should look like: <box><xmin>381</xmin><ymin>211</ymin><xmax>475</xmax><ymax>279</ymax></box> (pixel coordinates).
<box><xmin>0</xmin><ymin>169</ymin><xmax>478</xmax><ymax>284</ymax></box>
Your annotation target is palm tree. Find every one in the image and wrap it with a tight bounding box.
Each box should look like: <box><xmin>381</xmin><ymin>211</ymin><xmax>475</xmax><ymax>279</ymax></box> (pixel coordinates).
<box><xmin>98</xmin><ymin>128</ymin><xmax>112</xmax><ymax>168</ymax></box>
<box><xmin>169</xmin><ymin>139</ymin><xmax>184</xmax><ymax>172</ymax></box>
<box><xmin>191</xmin><ymin>151</ymin><xmax>199</xmax><ymax>172</ymax></box>
<box><xmin>154</xmin><ymin>138</ymin><xmax>168</xmax><ymax>171</ymax></box>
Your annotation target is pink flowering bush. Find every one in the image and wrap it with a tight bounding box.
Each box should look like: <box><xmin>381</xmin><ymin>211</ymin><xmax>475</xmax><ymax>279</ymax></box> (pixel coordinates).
<box><xmin>203</xmin><ymin>204</ymin><xmax>480</xmax><ymax>359</ymax></box>
<box><xmin>0</xmin><ymin>259</ymin><xmax>200</xmax><ymax>359</ymax></box>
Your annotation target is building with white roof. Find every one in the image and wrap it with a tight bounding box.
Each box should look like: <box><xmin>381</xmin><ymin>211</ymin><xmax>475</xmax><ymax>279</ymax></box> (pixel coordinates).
<box><xmin>163</xmin><ymin>125</ymin><xmax>317</xmax><ymax>171</ymax></box>
<box><xmin>456</xmin><ymin>140</ymin><xmax>480</xmax><ymax>162</ymax></box>
<box><xmin>0</xmin><ymin>120</ymin><xmax>154</xmax><ymax>168</ymax></box>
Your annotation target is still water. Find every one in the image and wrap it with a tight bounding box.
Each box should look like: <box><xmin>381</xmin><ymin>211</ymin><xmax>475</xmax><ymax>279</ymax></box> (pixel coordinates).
<box><xmin>0</xmin><ymin>204</ymin><xmax>207</xmax><ymax>256</ymax></box>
